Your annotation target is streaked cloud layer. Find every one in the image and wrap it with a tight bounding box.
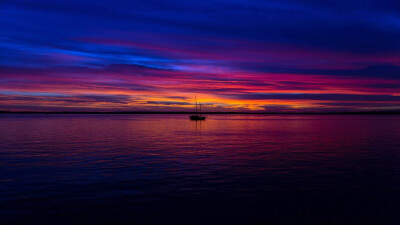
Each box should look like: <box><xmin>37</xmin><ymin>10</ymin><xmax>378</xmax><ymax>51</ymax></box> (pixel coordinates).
<box><xmin>1</xmin><ymin>0</ymin><xmax>399</xmax><ymax>112</ymax></box>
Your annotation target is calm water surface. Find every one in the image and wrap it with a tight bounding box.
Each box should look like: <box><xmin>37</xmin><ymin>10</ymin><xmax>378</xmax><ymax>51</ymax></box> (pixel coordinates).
<box><xmin>0</xmin><ymin>114</ymin><xmax>399</xmax><ymax>224</ymax></box>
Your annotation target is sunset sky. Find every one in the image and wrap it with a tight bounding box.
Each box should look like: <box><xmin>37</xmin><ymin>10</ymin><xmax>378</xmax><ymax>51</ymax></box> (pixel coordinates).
<box><xmin>1</xmin><ymin>0</ymin><xmax>400</xmax><ymax>112</ymax></box>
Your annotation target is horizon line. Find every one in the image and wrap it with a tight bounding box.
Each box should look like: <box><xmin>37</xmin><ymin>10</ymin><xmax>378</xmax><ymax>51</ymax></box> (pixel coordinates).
<box><xmin>1</xmin><ymin>111</ymin><xmax>400</xmax><ymax>115</ymax></box>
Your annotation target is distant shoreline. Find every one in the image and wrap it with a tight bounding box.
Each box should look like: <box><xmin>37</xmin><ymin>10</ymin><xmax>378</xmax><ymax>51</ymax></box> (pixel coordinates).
<box><xmin>1</xmin><ymin>111</ymin><xmax>399</xmax><ymax>115</ymax></box>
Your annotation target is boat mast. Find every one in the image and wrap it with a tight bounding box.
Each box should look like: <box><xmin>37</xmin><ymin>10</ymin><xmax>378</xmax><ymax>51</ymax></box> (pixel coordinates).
<box><xmin>195</xmin><ymin>95</ymin><xmax>198</xmax><ymax>115</ymax></box>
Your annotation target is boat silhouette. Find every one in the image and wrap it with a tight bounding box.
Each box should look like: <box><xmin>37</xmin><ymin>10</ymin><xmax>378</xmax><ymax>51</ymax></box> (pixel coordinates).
<box><xmin>190</xmin><ymin>96</ymin><xmax>206</xmax><ymax>120</ymax></box>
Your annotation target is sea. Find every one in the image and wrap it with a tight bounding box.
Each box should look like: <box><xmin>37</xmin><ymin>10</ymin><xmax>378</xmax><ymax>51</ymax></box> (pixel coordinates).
<box><xmin>0</xmin><ymin>114</ymin><xmax>399</xmax><ymax>224</ymax></box>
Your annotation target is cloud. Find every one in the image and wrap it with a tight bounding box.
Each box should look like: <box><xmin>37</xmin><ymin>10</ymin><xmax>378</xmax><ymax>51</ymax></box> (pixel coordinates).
<box><xmin>225</xmin><ymin>93</ymin><xmax>400</xmax><ymax>102</ymax></box>
<box><xmin>145</xmin><ymin>101</ymin><xmax>191</xmax><ymax>106</ymax></box>
<box><xmin>249</xmin><ymin>64</ymin><xmax>400</xmax><ymax>79</ymax></box>
<box><xmin>319</xmin><ymin>102</ymin><xmax>399</xmax><ymax>107</ymax></box>
<box><xmin>0</xmin><ymin>94</ymin><xmax>133</xmax><ymax>104</ymax></box>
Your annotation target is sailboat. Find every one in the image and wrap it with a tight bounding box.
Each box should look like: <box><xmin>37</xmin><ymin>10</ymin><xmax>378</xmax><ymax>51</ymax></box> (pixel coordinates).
<box><xmin>189</xmin><ymin>96</ymin><xmax>206</xmax><ymax>120</ymax></box>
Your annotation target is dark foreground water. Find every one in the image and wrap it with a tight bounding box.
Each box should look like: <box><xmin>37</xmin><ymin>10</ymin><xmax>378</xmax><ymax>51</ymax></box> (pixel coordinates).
<box><xmin>0</xmin><ymin>114</ymin><xmax>399</xmax><ymax>225</ymax></box>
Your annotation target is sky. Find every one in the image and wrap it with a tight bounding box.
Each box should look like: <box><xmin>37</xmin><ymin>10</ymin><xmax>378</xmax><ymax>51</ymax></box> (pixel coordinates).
<box><xmin>1</xmin><ymin>0</ymin><xmax>400</xmax><ymax>112</ymax></box>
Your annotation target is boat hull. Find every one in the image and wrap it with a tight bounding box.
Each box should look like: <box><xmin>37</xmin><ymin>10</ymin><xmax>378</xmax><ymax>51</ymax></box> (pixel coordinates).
<box><xmin>189</xmin><ymin>115</ymin><xmax>206</xmax><ymax>120</ymax></box>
